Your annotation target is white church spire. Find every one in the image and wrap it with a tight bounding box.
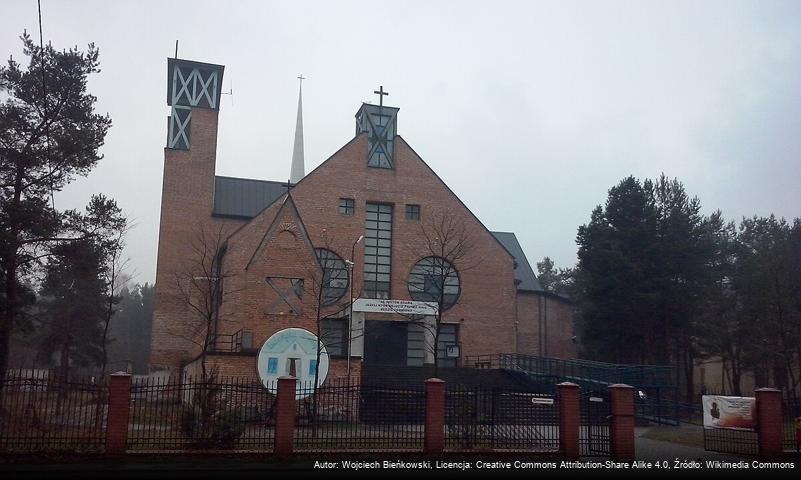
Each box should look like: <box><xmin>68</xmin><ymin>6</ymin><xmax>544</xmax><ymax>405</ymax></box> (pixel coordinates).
<box><xmin>290</xmin><ymin>75</ymin><xmax>305</xmax><ymax>184</ymax></box>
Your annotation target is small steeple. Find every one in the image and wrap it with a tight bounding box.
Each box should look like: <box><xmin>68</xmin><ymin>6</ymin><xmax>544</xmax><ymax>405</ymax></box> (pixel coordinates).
<box><xmin>290</xmin><ymin>75</ymin><xmax>305</xmax><ymax>184</ymax></box>
<box><xmin>355</xmin><ymin>86</ymin><xmax>398</xmax><ymax>169</ymax></box>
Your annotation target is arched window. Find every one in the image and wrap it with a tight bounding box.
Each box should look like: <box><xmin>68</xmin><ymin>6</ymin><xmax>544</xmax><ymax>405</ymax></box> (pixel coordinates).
<box><xmin>315</xmin><ymin>249</ymin><xmax>349</xmax><ymax>305</ymax></box>
<box><xmin>408</xmin><ymin>256</ymin><xmax>460</xmax><ymax>310</ymax></box>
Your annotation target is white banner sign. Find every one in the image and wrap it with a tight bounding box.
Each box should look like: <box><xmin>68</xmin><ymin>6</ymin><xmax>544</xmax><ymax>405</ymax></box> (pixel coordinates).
<box><xmin>702</xmin><ymin>395</ymin><xmax>756</xmax><ymax>430</ymax></box>
<box><xmin>352</xmin><ymin>298</ymin><xmax>438</xmax><ymax>315</ymax></box>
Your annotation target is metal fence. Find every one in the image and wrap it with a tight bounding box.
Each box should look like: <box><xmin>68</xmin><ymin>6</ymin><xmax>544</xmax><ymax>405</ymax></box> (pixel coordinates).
<box><xmin>294</xmin><ymin>380</ymin><xmax>425</xmax><ymax>452</ymax></box>
<box><xmin>128</xmin><ymin>375</ymin><xmax>276</xmax><ymax>452</ymax></box>
<box><xmin>580</xmin><ymin>390</ymin><xmax>610</xmax><ymax>456</ymax></box>
<box><xmin>444</xmin><ymin>384</ymin><xmax>560</xmax><ymax>452</ymax></box>
<box><xmin>0</xmin><ymin>371</ymin><xmax>107</xmax><ymax>453</ymax></box>
<box><xmin>784</xmin><ymin>397</ymin><xmax>801</xmax><ymax>453</ymax></box>
<box><xmin>466</xmin><ymin>353</ymin><xmax>676</xmax><ymax>389</ymax></box>
<box><xmin>703</xmin><ymin>427</ymin><xmax>758</xmax><ymax>456</ymax></box>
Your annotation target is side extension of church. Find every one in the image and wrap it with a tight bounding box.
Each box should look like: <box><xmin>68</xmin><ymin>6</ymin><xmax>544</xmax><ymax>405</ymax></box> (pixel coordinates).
<box><xmin>150</xmin><ymin>57</ymin><xmax>576</xmax><ymax>380</ymax></box>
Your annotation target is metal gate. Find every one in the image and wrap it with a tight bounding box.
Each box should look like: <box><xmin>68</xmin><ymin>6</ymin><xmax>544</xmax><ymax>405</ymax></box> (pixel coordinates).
<box><xmin>580</xmin><ymin>390</ymin><xmax>610</xmax><ymax>456</ymax></box>
<box><xmin>445</xmin><ymin>385</ymin><xmax>559</xmax><ymax>452</ymax></box>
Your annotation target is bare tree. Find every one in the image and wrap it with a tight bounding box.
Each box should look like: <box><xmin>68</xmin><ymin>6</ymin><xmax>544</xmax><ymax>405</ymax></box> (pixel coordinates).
<box><xmin>297</xmin><ymin>230</ymin><xmax>364</xmax><ymax>427</ymax></box>
<box><xmin>402</xmin><ymin>212</ymin><xmax>480</xmax><ymax>375</ymax></box>
<box><xmin>303</xmin><ymin>230</ymin><xmax>363</xmax><ymax>390</ymax></box>
<box><xmin>171</xmin><ymin>224</ymin><xmax>238</xmax><ymax>381</ymax></box>
<box><xmin>99</xmin><ymin>221</ymin><xmax>132</xmax><ymax>378</ymax></box>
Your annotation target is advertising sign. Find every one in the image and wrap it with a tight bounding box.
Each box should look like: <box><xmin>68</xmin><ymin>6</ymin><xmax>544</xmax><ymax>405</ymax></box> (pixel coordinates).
<box><xmin>256</xmin><ymin>328</ymin><xmax>329</xmax><ymax>399</ymax></box>
<box><xmin>702</xmin><ymin>395</ymin><xmax>756</xmax><ymax>430</ymax></box>
<box><xmin>352</xmin><ymin>298</ymin><xmax>438</xmax><ymax>316</ymax></box>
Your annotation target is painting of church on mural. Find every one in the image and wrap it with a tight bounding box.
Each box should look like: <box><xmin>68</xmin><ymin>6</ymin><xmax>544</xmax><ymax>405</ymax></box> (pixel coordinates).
<box><xmin>149</xmin><ymin>57</ymin><xmax>576</xmax><ymax>382</ymax></box>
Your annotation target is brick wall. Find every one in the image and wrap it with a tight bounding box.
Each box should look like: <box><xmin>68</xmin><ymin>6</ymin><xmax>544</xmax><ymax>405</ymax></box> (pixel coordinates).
<box><xmin>540</xmin><ymin>295</ymin><xmax>577</xmax><ymax>359</ymax></box>
<box><xmin>516</xmin><ymin>291</ymin><xmax>576</xmax><ymax>359</ymax></box>
<box><xmin>279</xmin><ymin>135</ymin><xmax>519</xmax><ymax>359</ymax></box>
<box><xmin>150</xmin><ymin>107</ymin><xmax>244</xmax><ymax>371</ymax></box>
<box><xmin>151</xmin><ymin>107</ymin><xmax>577</xmax><ymax>374</ymax></box>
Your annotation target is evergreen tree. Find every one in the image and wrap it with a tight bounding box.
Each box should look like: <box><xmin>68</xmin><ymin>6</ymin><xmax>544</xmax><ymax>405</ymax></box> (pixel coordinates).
<box><xmin>35</xmin><ymin>239</ymin><xmax>107</xmax><ymax>378</ymax></box>
<box><xmin>0</xmin><ymin>33</ymin><xmax>117</xmax><ymax>381</ymax></box>
<box><xmin>575</xmin><ymin>176</ymin><xmax>658</xmax><ymax>363</ymax></box>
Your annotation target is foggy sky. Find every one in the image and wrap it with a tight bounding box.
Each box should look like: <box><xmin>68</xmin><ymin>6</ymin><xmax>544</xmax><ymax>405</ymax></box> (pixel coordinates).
<box><xmin>2</xmin><ymin>0</ymin><xmax>800</xmax><ymax>285</ymax></box>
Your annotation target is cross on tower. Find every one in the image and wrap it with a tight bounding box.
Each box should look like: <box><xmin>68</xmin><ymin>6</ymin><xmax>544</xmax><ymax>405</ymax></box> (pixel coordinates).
<box><xmin>373</xmin><ymin>86</ymin><xmax>388</xmax><ymax>107</ymax></box>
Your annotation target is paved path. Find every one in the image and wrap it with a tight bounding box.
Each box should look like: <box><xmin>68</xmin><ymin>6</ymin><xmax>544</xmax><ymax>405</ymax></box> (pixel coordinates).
<box><xmin>634</xmin><ymin>426</ymin><xmax>741</xmax><ymax>462</ymax></box>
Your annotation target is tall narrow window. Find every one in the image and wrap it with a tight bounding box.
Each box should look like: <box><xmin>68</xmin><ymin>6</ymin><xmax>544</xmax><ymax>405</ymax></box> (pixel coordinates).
<box><xmin>320</xmin><ymin>318</ymin><xmax>347</xmax><ymax>357</ymax></box>
<box><xmin>436</xmin><ymin>324</ymin><xmax>459</xmax><ymax>368</ymax></box>
<box><xmin>364</xmin><ymin>203</ymin><xmax>392</xmax><ymax>299</ymax></box>
<box><xmin>407</xmin><ymin>323</ymin><xmax>426</xmax><ymax>367</ymax></box>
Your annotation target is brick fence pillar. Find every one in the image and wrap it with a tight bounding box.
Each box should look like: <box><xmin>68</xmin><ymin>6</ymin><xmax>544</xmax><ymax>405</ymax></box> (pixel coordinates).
<box><xmin>558</xmin><ymin>382</ymin><xmax>580</xmax><ymax>458</ymax></box>
<box><xmin>755</xmin><ymin>388</ymin><xmax>783</xmax><ymax>459</ymax></box>
<box><xmin>106</xmin><ymin>372</ymin><xmax>132</xmax><ymax>455</ymax></box>
<box><xmin>274</xmin><ymin>376</ymin><xmax>297</xmax><ymax>456</ymax></box>
<box><xmin>609</xmin><ymin>384</ymin><xmax>635</xmax><ymax>461</ymax></box>
<box><xmin>424</xmin><ymin>378</ymin><xmax>445</xmax><ymax>454</ymax></box>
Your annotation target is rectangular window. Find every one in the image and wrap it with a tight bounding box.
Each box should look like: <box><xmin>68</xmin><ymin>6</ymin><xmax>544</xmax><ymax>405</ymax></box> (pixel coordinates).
<box><xmin>267</xmin><ymin>357</ymin><xmax>278</xmax><ymax>374</ymax></box>
<box><xmin>407</xmin><ymin>323</ymin><xmax>426</xmax><ymax>367</ymax></box>
<box><xmin>367</xmin><ymin>113</ymin><xmax>395</xmax><ymax>169</ymax></box>
<box><xmin>321</xmin><ymin>318</ymin><xmax>347</xmax><ymax>357</ymax></box>
<box><xmin>364</xmin><ymin>203</ymin><xmax>392</xmax><ymax>299</ymax></box>
<box><xmin>339</xmin><ymin>198</ymin><xmax>355</xmax><ymax>216</ymax></box>
<box><xmin>436</xmin><ymin>324</ymin><xmax>459</xmax><ymax>368</ymax></box>
<box><xmin>405</xmin><ymin>204</ymin><xmax>420</xmax><ymax>220</ymax></box>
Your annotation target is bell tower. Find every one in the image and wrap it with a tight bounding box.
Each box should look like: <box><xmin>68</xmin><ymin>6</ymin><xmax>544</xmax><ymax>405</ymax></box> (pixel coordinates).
<box><xmin>151</xmin><ymin>57</ymin><xmax>226</xmax><ymax>371</ymax></box>
<box><xmin>166</xmin><ymin>58</ymin><xmax>225</xmax><ymax>150</ymax></box>
<box><xmin>355</xmin><ymin>86</ymin><xmax>399</xmax><ymax>169</ymax></box>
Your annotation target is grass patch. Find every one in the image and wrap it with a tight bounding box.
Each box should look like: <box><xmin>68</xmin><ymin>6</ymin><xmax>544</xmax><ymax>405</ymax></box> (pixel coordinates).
<box><xmin>641</xmin><ymin>427</ymin><xmax>704</xmax><ymax>448</ymax></box>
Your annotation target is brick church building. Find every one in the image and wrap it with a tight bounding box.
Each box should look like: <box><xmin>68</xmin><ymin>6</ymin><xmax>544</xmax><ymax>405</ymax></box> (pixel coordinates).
<box><xmin>150</xmin><ymin>57</ymin><xmax>576</xmax><ymax>381</ymax></box>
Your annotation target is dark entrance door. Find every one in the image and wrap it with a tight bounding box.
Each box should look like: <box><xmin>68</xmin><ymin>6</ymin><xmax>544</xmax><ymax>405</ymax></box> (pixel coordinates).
<box><xmin>364</xmin><ymin>320</ymin><xmax>407</xmax><ymax>366</ymax></box>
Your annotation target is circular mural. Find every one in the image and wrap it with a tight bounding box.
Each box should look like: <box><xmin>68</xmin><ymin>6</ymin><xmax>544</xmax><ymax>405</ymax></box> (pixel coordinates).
<box><xmin>256</xmin><ymin>327</ymin><xmax>330</xmax><ymax>398</ymax></box>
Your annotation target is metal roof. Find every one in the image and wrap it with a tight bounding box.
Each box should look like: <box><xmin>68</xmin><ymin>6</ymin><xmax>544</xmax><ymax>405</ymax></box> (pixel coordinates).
<box><xmin>213</xmin><ymin>176</ymin><xmax>289</xmax><ymax>218</ymax></box>
<box><xmin>490</xmin><ymin>231</ymin><xmax>543</xmax><ymax>292</ymax></box>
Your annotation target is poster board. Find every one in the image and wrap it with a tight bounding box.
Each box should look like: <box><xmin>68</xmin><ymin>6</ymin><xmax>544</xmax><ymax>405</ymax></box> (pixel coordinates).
<box><xmin>702</xmin><ymin>395</ymin><xmax>756</xmax><ymax>430</ymax></box>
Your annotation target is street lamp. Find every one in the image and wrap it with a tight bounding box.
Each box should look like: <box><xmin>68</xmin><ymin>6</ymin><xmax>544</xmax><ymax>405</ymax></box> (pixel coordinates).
<box><xmin>346</xmin><ymin>235</ymin><xmax>363</xmax><ymax>384</ymax></box>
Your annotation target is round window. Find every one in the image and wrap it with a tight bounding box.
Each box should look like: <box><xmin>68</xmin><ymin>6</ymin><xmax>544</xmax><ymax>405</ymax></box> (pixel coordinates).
<box><xmin>407</xmin><ymin>256</ymin><xmax>460</xmax><ymax>310</ymax></box>
<box><xmin>315</xmin><ymin>249</ymin><xmax>349</xmax><ymax>305</ymax></box>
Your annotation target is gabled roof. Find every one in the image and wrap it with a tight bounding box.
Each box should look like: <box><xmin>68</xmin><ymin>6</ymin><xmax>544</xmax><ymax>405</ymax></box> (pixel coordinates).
<box><xmin>213</xmin><ymin>176</ymin><xmax>289</xmax><ymax>218</ymax></box>
<box><xmin>211</xmin><ymin>137</ymin><xmax>550</xmax><ymax>294</ymax></box>
<box><xmin>242</xmin><ymin>193</ymin><xmax>317</xmax><ymax>272</ymax></box>
<box><xmin>490</xmin><ymin>231</ymin><xmax>543</xmax><ymax>292</ymax></box>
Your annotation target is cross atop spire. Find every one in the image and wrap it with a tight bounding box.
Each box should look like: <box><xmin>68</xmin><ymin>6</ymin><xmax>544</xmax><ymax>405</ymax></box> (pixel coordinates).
<box><xmin>373</xmin><ymin>86</ymin><xmax>388</xmax><ymax>107</ymax></box>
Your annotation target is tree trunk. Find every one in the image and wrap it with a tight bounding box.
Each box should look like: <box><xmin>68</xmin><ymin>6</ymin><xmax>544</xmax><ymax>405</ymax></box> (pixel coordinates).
<box><xmin>1</xmin><ymin>169</ymin><xmax>24</xmax><ymax>392</ymax></box>
<box><xmin>683</xmin><ymin>349</ymin><xmax>695</xmax><ymax>403</ymax></box>
<box><xmin>0</xmin><ymin>257</ymin><xmax>18</xmax><ymax>394</ymax></box>
<box><xmin>731</xmin><ymin>360</ymin><xmax>741</xmax><ymax>396</ymax></box>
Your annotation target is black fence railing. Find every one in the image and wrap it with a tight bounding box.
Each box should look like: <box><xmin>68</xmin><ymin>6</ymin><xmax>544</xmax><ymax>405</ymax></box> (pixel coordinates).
<box><xmin>0</xmin><ymin>370</ymin><xmax>107</xmax><ymax>453</ymax></box>
<box><xmin>703</xmin><ymin>427</ymin><xmax>758</xmax><ymax>456</ymax></box>
<box><xmin>634</xmin><ymin>398</ymin><xmax>704</xmax><ymax>426</ymax></box>
<box><xmin>465</xmin><ymin>353</ymin><xmax>676</xmax><ymax>389</ymax></box>
<box><xmin>128</xmin><ymin>375</ymin><xmax>276</xmax><ymax>451</ymax></box>
<box><xmin>293</xmin><ymin>380</ymin><xmax>425</xmax><ymax>452</ymax></box>
<box><xmin>580</xmin><ymin>390</ymin><xmax>610</xmax><ymax>457</ymax></box>
<box><xmin>444</xmin><ymin>384</ymin><xmax>560</xmax><ymax>452</ymax></box>
<box><xmin>209</xmin><ymin>330</ymin><xmax>257</xmax><ymax>354</ymax></box>
<box><xmin>784</xmin><ymin>397</ymin><xmax>801</xmax><ymax>453</ymax></box>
